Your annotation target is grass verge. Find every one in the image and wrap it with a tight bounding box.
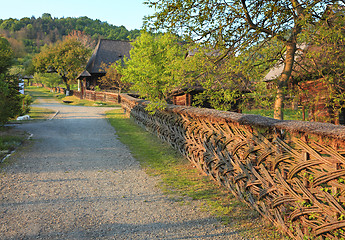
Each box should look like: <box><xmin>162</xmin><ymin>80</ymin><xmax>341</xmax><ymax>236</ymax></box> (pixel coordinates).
<box><xmin>106</xmin><ymin>109</ymin><xmax>288</xmax><ymax>240</ymax></box>
<box><xmin>29</xmin><ymin>107</ymin><xmax>56</xmax><ymax>120</ymax></box>
<box><xmin>0</xmin><ymin>127</ymin><xmax>29</xmax><ymax>161</ymax></box>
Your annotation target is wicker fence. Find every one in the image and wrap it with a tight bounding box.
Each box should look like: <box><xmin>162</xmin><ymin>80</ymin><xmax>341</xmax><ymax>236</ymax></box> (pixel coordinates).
<box><xmin>120</xmin><ymin>93</ymin><xmax>345</xmax><ymax>240</ymax></box>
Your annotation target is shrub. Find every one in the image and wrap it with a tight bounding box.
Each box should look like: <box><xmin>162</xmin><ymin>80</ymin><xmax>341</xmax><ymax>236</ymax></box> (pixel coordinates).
<box><xmin>0</xmin><ymin>75</ymin><xmax>23</xmax><ymax>125</ymax></box>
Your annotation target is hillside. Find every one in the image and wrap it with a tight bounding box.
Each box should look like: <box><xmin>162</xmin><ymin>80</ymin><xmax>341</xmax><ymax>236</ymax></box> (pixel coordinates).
<box><xmin>0</xmin><ymin>13</ymin><xmax>141</xmax><ymax>56</ymax></box>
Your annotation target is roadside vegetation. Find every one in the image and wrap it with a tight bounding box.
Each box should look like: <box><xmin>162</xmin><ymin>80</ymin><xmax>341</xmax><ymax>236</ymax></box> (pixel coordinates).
<box><xmin>0</xmin><ymin>128</ymin><xmax>28</xmax><ymax>161</ymax></box>
<box><xmin>106</xmin><ymin>108</ymin><xmax>288</xmax><ymax>239</ymax></box>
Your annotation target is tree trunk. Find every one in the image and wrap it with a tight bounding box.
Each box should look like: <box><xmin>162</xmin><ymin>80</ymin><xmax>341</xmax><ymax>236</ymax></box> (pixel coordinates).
<box><xmin>274</xmin><ymin>42</ymin><xmax>296</xmax><ymax>120</ymax></box>
<box><xmin>61</xmin><ymin>75</ymin><xmax>70</xmax><ymax>96</ymax></box>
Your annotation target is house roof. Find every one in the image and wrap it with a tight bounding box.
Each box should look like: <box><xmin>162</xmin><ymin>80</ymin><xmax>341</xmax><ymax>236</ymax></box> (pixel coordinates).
<box><xmin>22</xmin><ymin>75</ymin><xmax>33</xmax><ymax>79</ymax></box>
<box><xmin>263</xmin><ymin>43</ymin><xmax>308</xmax><ymax>82</ymax></box>
<box><xmin>85</xmin><ymin>39</ymin><xmax>132</xmax><ymax>74</ymax></box>
<box><xmin>77</xmin><ymin>70</ymin><xmax>91</xmax><ymax>79</ymax></box>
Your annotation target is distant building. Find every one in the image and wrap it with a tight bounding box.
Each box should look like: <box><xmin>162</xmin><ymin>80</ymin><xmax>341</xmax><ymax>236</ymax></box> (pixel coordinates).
<box><xmin>77</xmin><ymin>39</ymin><xmax>132</xmax><ymax>94</ymax></box>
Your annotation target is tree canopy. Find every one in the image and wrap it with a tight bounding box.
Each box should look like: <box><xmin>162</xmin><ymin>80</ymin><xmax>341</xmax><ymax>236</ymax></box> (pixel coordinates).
<box><xmin>120</xmin><ymin>32</ymin><xmax>186</xmax><ymax>111</ymax></box>
<box><xmin>33</xmin><ymin>37</ymin><xmax>91</xmax><ymax>90</ymax></box>
<box><xmin>145</xmin><ymin>0</ymin><xmax>339</xmax><ymax>119</ymax></box>
<box><xmin>0</xmin><ymin>37</ymin><xmax>30</xmax><ymax>125</ymax></box>
<box><xmin>0</xmin><ymin>37</ymin><xmax>14</xmax><ymax>73</ymax></box>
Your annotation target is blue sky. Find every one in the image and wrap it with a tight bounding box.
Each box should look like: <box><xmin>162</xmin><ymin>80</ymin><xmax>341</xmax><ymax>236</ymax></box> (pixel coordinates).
<box><xmin>2</xmin><ymin>0</ymin><xmax>155</xmax><ymax>30</ymax></box>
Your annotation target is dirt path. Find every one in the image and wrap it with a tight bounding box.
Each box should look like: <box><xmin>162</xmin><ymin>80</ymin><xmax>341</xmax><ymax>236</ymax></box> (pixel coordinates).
<box><xmin>0</xmin><ymin>98</ymin><xmax>249</xmax><ymax>239</ymax></box>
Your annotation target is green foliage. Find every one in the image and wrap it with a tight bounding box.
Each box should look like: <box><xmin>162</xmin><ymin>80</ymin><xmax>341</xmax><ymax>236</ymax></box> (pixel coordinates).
<box><xmin>0</xmin><ymin>37</ymin><xmax>29</xmax><ymax>125</ymax></box>
<box><xmin>33</xmin><ymin>38</ymin><xmax>91</xmax><ymax>90</ymax></box>
<box><xmin>145</xmin><ymin>0</ymin><xmax>337</xmax><ymax>120</ymax></box>
<box><xmin>177</xmin><ymin>46</ymin><xmax>252</xmax><ymax>111</ymax></box>
<box><xmin>0</xmin><ymin>37</ymin><xmax>14</xmax><ymax>73</ymax></box>
<box><xmin>0</xmin><ymin>14</ymin><xmax>141</xmax><ymax>54</ymax></box>
<box><xmin>295</xmin><ymin>7</ymin><xmax>345</xmax><ymax>121</ymax></box>
<box><xmin>94</xmin><ymin>86</ymin><xmax>101</xmax><ymax>92</ymax></box>
<box><xmin>33</xmin><ymin>72</ymin><xmax>62</xmax><ymax>89</ymax></box>
<box><xmin>0</xmin><ymin>75</ymin><xmax>23</xmax><ymax>125</ymax></box>
<box><xmin>121</xmin><ymin>31</ymin><xmax>186</xmax><ymax>111</ymax></box>
<box><xmin>22</xmin><ymin>94</ymin><xmax>33</xmax><ymax>115</ymax></box>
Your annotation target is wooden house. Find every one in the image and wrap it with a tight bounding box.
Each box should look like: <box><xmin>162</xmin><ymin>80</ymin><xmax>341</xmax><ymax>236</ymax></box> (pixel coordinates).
<box><xmin>77</xmin><ymin>39</ymin><xmax>132</xmax><ymax>94</ymax></box>
<box><xmin>263</xmin><ymin>43</ymin><xmax>345</xmax><ymax>124</ymax></box>
<box><xmin>263</xmin><ymin>5</ymin><xmax>345</xmax><ymax>124</ymax></box>
<box><xmin>170</xmin><ymin>86</ymin><xmax>210</xmax><ymax>107</ymax></box>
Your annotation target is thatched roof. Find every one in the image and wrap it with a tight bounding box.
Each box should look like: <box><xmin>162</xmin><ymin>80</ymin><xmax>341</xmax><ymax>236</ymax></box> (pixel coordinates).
<box><xmin>85</xmin><ymin>39</ymin><xmax>132</xmax><ymax>74</ymax></box>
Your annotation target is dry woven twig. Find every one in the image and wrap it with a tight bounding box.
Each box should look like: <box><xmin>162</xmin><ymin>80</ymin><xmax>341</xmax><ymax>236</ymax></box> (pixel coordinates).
<box><xmin>121</xmin><ymin>94</ymin><xmax>345</xmax><ymax>239</ymax></box>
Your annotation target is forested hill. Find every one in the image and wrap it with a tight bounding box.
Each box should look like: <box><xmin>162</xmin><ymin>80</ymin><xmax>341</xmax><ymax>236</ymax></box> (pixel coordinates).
<box><xmin>0</xmin><ymin>13</ymin><xmax>141</xmax><ymax>56</ymax></box>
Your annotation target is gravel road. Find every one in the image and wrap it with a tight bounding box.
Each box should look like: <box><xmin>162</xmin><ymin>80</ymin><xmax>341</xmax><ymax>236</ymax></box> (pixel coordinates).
<box><xmin>0</xmin><ymin>98</ymin><xmax>250</xmax><ymax>239</ymax></box>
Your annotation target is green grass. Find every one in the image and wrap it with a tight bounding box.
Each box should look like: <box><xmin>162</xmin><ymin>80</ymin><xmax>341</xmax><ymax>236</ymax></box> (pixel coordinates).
<box><xmin>58</xmin><ymin>95</ymin><xmax>120</xmax><ymax>107</ymax></box>
<box><xmin>29</xmin><ymin>107</ymin><xmax>56</xmax><ymax>120</ymax></box>
<box><xmin>106</xmin><ymin>109</ymin><xmax>288</xmax><ymax>239</ymax></box>
<box><xmin>0</xmin><ymin>135</ymin><xmax>24</xmax><ymax>151</ymax></box>
<box><xmin>25</xmin><ymin>86</ymin><xmax>63</xmax><ymax>103</ymax></box>
<box><xmin>0</xmin><ymin>126</ymin><xmax>29</xmax><ymax>161</ymax></box>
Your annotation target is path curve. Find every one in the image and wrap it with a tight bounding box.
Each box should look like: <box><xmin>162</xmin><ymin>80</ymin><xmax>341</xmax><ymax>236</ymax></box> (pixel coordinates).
<box><xmin>0</xmin><ymin>98</ymin><xmax>249</xmax><ymax>239</ymax></box>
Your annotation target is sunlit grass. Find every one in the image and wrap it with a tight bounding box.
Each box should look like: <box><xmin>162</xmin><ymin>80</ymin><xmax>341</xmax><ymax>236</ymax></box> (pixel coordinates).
<box><xmin>106</xmin><ymin>109</ymin><xmax>287</xmax><ymax>239</ymax></box>
<box><xmin>29</xmin><ymin>107</ymin><xmax>55</xmax><ymax>120</ymax></box>
<box><xmin>60</xmin><ymin>95</ymin><xmax>120</xmax><ymax>107</ymax></box>
<box><xmin>25</xmin><ymin>86</ymin><xmax>63</xmax><ymax>103</ymax></box>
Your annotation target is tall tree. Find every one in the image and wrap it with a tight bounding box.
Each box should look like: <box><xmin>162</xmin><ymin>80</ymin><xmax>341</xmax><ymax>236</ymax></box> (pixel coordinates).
<box><xmin>294</xmin><ymin>6</ymin><xmax>345</xmax><ymax>123</ymax></box>
<box><xmin>0</xmin><ymin>37</ymin><xmax>14</xmax><ymax>73</ymax></box>
<box><xmin>0</xmin><ymin>37</ymin><xmax>25</xmax><ymax>125</ymax></box>
<box><xmin>33</xmin><ymin>38</ymin><xmax>91</xmax><ymax>91</ymax></box>
<box><xmin>121</xmin><ymin>32</ymin><xmax>186</xmax><ymax>111</ymax></box>
<box><xmin>145</xmin><ymin>0</ymin><xmax>338</xmax><ymax>119</ymax></box>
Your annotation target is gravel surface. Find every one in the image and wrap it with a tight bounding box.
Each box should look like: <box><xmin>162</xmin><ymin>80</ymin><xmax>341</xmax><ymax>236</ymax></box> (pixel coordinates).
<box><xmin>0</xmin><ymin>98</ymin><xmax>249</xmax><ymax>240</ymax></box>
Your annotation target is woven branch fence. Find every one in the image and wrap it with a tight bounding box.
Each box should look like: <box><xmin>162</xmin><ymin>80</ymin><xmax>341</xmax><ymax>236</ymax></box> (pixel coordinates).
<box><xmin>121</xmin><ymin>93</ymin><xmax>345</xmax><ymax>239</ymax></box>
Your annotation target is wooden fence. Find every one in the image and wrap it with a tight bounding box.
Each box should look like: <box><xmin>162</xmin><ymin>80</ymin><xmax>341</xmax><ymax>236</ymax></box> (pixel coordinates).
<box><xmin>32</xmin><ymin>84</ymin><xmax>120</xmax><ymax>103</ymax></box>
<box><xmin>120</xmin><ymin>93</ymin><xmax>345</xmax><ymax>240</ymax></box>
<box><xmin>73</xmin><ymin>90</ymin><xmax>120</xmax><ymax>103</ymax></box>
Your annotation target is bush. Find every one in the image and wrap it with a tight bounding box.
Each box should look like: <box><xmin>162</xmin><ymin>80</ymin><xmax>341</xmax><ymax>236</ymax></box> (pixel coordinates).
<box><xmin>21</xmin><ymin>94</ymin><xmax>33</xmax><ymax>115</ymax></box>
<box><xmin>0</xmin><ymin>75</ymin><xmax>23</xmax><ymax>125</ymax></box>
